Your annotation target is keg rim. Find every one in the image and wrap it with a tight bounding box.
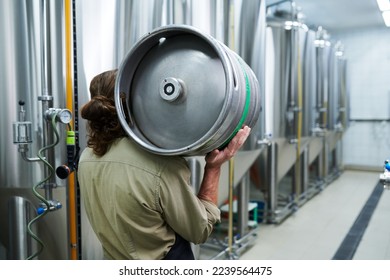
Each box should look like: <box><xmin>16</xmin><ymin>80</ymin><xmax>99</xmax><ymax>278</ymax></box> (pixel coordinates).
<box><xmin>115</xmin><ymin>24</ymin><xmax>238</xmax><ymax>155</ymax></box>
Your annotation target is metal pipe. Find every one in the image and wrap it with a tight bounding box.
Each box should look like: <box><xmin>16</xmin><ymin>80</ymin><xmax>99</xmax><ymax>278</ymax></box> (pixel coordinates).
<box><xmin>267</xmin><ymin>143</ymin><xmax>278</xmax><ymax>222</ymax></box>
<box><xmin>227</xmin><ymin>158</ymin><xmax>234</xmax><ymax>257</ymax></box>
<box><xmin>40</xmin><ymin>0</ymin><xmax>51</xmax><ymax>95</ymax></box>
<box><xmin>237</xmin><ymin>172</ymin><xmax>250</xmax><ymax>237</ymax></box>
<box><xmin>187</xmin><ymin>157</ymin><xmax>201</xmax><ymax>259</ymax></box>
<box><xmin>301</xmin><ymin>146</ymin><xmax>309</xmax><ymax>198</ymax></box>
<box><xmin>39</xmin><ymin>95</ymin><xmax>54</xmax><ymax>201</ymax></box>
<box><xmin>39</xmin><ymin>0</ymin><xmax>55</xmax><ymax>200</ymax></box>
<box><xmin>19</xmin><ymin>144</ymin><xmax>42</xmax><ymax>162</ymax></box>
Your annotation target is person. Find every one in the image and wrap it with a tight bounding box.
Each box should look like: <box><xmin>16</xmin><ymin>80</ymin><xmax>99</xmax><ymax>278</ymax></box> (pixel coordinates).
<box><xmin>78</xmin><ymin>69</ymin><xmax>251</xmax><ymax>260</ymax></box>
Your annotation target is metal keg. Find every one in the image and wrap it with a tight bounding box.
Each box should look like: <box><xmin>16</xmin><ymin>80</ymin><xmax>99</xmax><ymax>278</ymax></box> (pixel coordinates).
<box><xmin>115</xmin><ymin>25</ymin><xmax>261</xmax><ymax>156</ymax></box>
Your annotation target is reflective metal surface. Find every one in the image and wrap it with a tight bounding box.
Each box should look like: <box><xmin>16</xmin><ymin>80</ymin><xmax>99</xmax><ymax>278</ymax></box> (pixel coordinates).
<box><xmin>314</xmin><ymin>26</ymin><xmax>332</xmax><ymax>130</ymax></box>
<box><xmin>0</xmin><ymin>0</ymin><xmax>68</xmax><ymax>259</ymax></box>
<box><xmin>116</xmin><ymin>25</ymin><xmax>260</xmax><ymax>155</ymax></box>
<box><xmin>334</xmin><ymin>42</ymin><xmax>349</xmax><ymax>131</ymax></box>
<box><xmin>251</xmin><ymin>3</ymin><xmax>311</xmax><ymax>223</ymax></box>
<box><xmin>0</xmin><ymin>0</ymin><xmax>292</xmax><ymax>259</ymax></box>
<box><xmin>302</xmin><ymin>29</ymin><xmax>317</xmax><ymax>137</ymax></box>
<box><xmin>237</xmin><ymin>0</ymin><xmax>267</xmax><ymax>149</ymax></box>
<box><xmin>7</xmin><ymin>196</ymin><xmax>37</xmax><ymax>260</ymax></box>
<box><xmin>264</xmin><ymin>10</ymin><xmax>308</xmax><ymax>141</ymax></box>
<box><xmin>326</xmin><ymin>39</ymin><xmax>349</xmax><ymax>133</ymax></box>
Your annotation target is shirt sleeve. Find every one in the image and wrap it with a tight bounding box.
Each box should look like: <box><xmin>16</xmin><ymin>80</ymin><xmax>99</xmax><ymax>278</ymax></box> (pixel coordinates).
<box><xmin>157</xmin><ymin>157</ymin><xmax>221</xmax><ymax>244</ymax></box>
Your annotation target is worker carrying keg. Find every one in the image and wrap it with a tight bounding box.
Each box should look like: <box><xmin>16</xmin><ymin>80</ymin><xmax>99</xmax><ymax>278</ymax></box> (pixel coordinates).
<box><xmin>78</xmin><ymin>69</ymin><xmax>251</xmax><ymax>260</ymax></box>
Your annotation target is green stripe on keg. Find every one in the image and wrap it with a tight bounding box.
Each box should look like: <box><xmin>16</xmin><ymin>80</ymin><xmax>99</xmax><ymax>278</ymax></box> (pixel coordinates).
<box><xmin>220</xmin><ymin>56</ymin><xmax>251</xmax><ymax>149</ymax></box>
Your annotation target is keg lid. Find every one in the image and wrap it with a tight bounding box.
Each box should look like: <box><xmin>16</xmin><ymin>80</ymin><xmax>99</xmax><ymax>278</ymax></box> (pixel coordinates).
<box><xmin>117</xmin><ymin>26</ymin><xmax>229</xmax><ymax>153</ymax></box>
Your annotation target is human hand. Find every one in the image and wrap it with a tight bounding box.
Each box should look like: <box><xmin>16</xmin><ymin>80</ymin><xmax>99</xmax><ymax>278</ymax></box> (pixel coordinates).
<box><xmin>205</xmin><ymin>126</ymin><xmax>251</xmax><ymax>169</ymax></box>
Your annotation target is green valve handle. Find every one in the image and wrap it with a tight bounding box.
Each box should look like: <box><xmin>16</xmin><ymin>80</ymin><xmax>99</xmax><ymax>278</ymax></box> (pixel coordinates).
<box><xmin>67</xmin><ymin>131</ymin><xmax>75</xmax><ymax>145</ymax></box>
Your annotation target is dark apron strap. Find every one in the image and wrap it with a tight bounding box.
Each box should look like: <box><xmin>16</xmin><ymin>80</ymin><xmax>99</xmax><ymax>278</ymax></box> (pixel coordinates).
<box><xmin>163</xmin><ymin>233</ymin><xmax>195</xmax><ymax>260</ymax></box>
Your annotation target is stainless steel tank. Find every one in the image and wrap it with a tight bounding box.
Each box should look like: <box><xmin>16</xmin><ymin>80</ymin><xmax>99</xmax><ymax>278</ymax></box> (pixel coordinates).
<box><xmin>313</xmin><ymin>27</ymin><xmax>347</xmax><ymax>184</ymax></box>
<box><xmin>238</xmin><ymin>0</ymin><xmax>267</xmax><ymax>149</ymax></box>
<box><xmin>328</xmin><ymin>40</ymin><xmax>349</xmax><ymax>178</ymax></box>
<box><xmin>7</xmin><ymin>197</ymin><xmax>37</xmax><ymax>259</ymax></box>
<box><xmin>302</xmin><ymin>28</ymin><xmax>317</xmax><ymax>138</ymax></box>
<box><xmin>115</xmin><ymin>24</ymin><xmax>261</xmax><ymax>156</ymax></box>
<box><xmin>253</xmin><ymin>2</ymin><xmax>310</xmax><ymax>223</ymax></box>
<box><xmin>328</xmin><ymin>41</ymin><xmax>349</xmax><ymax>133</ymax></box>
<box><xmin>314</xmin><ymin>26</ymin><xmax>333</xmax><ymax>130</ymax></box>
<box><xmin>334</xmin><ymin>41</ymin><xmax>349</xmax><ymax>131</ymax></box>
<box><xmin>302</xmin><ymin>26</ymin><xmax>326</xmax><ymax>199</ymax></box>
<box><xmin>0</xmin><ymin>0</ymin><xmax>68</xmax><ymax>259</ymax></box>
<box><xmin>264</xmin><ymin>11</ymin><xmax>308</xmax><ymax>143</ymax></box>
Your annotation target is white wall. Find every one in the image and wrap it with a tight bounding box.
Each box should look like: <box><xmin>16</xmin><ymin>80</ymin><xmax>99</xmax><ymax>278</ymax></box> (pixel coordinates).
<box><xmin>334</xmin><ymin>27</ymin><xmax>390</xmax><ymax>170</ymax></box>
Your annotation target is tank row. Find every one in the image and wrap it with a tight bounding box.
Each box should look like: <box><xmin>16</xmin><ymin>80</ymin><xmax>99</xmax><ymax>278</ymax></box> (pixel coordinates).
<box><xmin>250</xmin><ymin>2</ymin><xmax>349</xmax><ymax>225</ymax></box>
<box><xmin>0</xmin><ymin>0</ymin><xmax>348</xmax><ymax>260</ymax></box>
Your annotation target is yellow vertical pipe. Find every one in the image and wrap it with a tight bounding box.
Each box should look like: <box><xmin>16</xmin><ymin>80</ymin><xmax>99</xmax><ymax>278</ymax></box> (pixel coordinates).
<box><xmin>227</xmin><ymin>0</ymin><xmax>235</xmax><ymax>257</ymax></box>
<box><xmin>228</xmin><ymin>158</ymin><xmax>234</xmax><ymax>255</ymax></box>
<box><xmin>65</xmin><ymin>0</ymin><xmax>78</xmax><ymax>260</ymax></box>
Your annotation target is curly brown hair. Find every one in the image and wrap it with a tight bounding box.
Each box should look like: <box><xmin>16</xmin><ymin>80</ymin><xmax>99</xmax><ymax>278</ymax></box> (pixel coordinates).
<box><xmin>81</xmin><ymin>69</ymin><xmax>127</xmax><ymax>156</ymax></box>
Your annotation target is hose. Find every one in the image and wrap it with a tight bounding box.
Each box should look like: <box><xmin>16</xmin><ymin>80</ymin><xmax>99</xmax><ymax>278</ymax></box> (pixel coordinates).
<box><xmin>26</xmin><ymin>112</ymin><xmax>60</xmax><ymax>260</ymax></box>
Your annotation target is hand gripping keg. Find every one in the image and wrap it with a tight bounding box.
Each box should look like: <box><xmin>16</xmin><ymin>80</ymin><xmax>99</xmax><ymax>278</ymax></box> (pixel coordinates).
<box><xmin>115</xmin><ymin>25</ymin><xmax>261</xmax><ymax>156</ymax></box>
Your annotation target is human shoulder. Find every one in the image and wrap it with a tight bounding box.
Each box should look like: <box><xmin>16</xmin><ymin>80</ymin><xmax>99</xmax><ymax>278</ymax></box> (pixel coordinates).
<box><xmin>79</xmin><ymin>146</ymin><xmax>96</xmax><ymax>162</ymax></box>
<box><xmin>108</xmin><ymin>138</ymin><xmax>188</xmax><ymax>173</ymax></box>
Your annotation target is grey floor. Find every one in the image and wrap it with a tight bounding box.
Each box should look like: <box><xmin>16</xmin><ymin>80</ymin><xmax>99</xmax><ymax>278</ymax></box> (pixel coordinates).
<box><xmin>200</xmin><ymin>170</ymin><xmax>390</xmax><ymax>260</ymax></box>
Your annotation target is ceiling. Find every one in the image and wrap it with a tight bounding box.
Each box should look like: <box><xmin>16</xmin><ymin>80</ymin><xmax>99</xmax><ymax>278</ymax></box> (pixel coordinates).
<box><xmin>267</xmin><ymin>0</ymin><xmax>385</xmax><ymax>32</ymax></box>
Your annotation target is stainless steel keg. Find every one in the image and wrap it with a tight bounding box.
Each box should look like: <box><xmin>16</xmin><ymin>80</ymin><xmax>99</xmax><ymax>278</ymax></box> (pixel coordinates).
<box><xmin>115</xmin><ymin>25</ymin><xmax>261</xmax><ymax>156</ymax></box>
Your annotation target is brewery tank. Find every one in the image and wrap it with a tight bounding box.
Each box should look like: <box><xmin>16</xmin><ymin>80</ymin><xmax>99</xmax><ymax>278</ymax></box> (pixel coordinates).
<box><xmin>334</xmin><ymin>41</ymin><xmax>349</xmax><ymax>131</ymax></box>
<box><xmin>251</xmin><ymin>1</ymin><xmax>311</xmax><ymax>223</ymax></box>
<box><xmin>302</xmin><ymin>28</ymin><xmax>317</xmax><ymax>137</ymax></box>
<box><xmin>314</xmin><ymin>26</ymin><xmax>333</xmax><ymax>130</ymax></box>
<box><xmin>328</xmin><ymin>40</ymin><xmax>350</xmax><ymax>133</ymax></box>
<box><xmin>264</xmin><ymin>9</ymin><xmax>309</xmax><ymax>143</ymax></box>
<box><xmin>0</xmin><ymin>0</ymin><xmax>69</xmax><ymax>259</ymax></box>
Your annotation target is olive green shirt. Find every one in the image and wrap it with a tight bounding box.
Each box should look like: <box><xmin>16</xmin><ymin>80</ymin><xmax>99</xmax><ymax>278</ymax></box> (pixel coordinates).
<box><xmin>78</xmin><ymin>137</ymin><xmax>220</xmax><ymax>259</ymax></box>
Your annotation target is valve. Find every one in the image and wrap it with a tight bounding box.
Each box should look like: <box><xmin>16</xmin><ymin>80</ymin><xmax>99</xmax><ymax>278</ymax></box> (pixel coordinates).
<box><xmin>37</xmin><ymin>200</ymin><xmax>62</xmax><ymax>215</ymax></box>
<box><xmin>257</xmin><ymin>133</ymin><xmax>272</xmax><ymax>147</ymax></box>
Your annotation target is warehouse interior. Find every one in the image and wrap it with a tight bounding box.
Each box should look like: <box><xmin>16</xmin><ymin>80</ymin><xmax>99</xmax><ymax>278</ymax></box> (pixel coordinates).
<box><xmin>0</xmin><ymin>0</ymin><xmax>389</xmax><ymax>260</ymax></box>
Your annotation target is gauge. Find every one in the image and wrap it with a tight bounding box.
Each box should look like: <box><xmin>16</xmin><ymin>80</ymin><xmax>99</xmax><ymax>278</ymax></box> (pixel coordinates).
<box><xmin>45</xmin><ymin>108</ymin><xmax>73</xmax><ymax>124</ymax></box>
<box><xmin>57</xmin><ymin>109</ymin><xmax>72</xmax><ymax>124</ymax></box>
